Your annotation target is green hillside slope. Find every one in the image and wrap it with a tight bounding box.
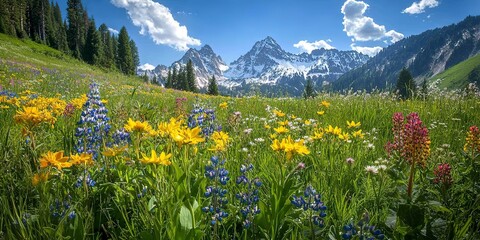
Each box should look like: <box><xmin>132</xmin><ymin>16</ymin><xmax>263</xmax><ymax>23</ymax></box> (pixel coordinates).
<box><xmin>429</xmin><ymin>53</ymin><xmax>480</xmax><ymax>89</ymax></box>
<box><xmin>0</xmin><ymin>33</ymin><xmax>140</xmax><ymax>91</ymax></box>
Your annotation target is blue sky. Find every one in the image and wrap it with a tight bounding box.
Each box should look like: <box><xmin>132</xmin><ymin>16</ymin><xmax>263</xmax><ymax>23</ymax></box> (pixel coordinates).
<box><xmin>58</xmin><ymin>0</ymin><xmax>480</xmax><ymax>69</ymax></box>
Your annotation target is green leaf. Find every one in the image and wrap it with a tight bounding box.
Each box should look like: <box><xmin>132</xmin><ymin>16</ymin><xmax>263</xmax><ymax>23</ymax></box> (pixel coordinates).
<box><xmin>397</xmin><ymin>203</ymin><xmax>425</xmax><ymax>230</ymax></box>
<box><xmin>428</xmin><ymin>201</ymin><xmax>452</xmax><ymax>214</ymax></box>
<box><xmin>179</xmin><ymin>205</ymin><xmax>193</xmax><ymax>230</ymax></box>
<box><xmin>148</xmin><ymin>196</ymin><xmax>157</xmax><ymax>212</ymax></box>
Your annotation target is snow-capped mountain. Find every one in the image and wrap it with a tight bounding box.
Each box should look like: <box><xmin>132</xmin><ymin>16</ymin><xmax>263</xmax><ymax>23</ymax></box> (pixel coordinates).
<box><xmin>137</xmin><ymin>64</ymin><xmax>168</xmax><ymax>85</ymax></box>
<box><xmin>334</xmin><ymin>16</ymin><xmax>480</xmax><ymax>91</ymax></box>
<box><xmin>221</xmin><ymin>36</ymin><xmax>369</xmax><ymax>93</ymax></box>
<box><xmin>138</xmin><ymin>36</ymin><xmax>369</xmax><ymax>95</ymax></box>
<box><xmin>171</xmin><ymin>45</ymin><xmax>228</xmax><ymax>88</ymax></box>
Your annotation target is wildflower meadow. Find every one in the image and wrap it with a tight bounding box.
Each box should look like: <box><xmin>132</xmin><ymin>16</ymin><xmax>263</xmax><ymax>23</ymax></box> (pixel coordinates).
<box><xmin>1</xmin><ymin>47</ymin><xmax>480</xmax><ymax>239</ymax></box>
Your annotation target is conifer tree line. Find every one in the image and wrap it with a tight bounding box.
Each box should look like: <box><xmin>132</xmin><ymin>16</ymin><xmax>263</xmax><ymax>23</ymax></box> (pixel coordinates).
<box><xmin>165</xmin><ymin>59</ymin><xmax>198</xmax><ymax>93</ymax></box>
<box><xmin>0</xmin><ymin>0</ymin><xmax>139</xmax><ymax>75</ymax></box>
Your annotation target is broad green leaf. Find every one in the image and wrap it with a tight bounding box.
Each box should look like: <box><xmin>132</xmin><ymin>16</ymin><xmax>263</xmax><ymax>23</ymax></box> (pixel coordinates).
<box><xmin>179</xmin><ymin>205</ymin><xmax>193</xmax><ymax>230</ymax></box>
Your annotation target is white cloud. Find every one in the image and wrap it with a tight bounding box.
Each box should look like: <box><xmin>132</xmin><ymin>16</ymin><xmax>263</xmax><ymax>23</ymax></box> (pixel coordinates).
<box><xmin>111</xmin><ymin>0</ymin><xmax>201</xmax><ymax>51</ymax></box>
<box><xmin>341</xmin><ymin>0</ymin><xmax>404</xmax><ymax>43</ymax></box>
<box><xmin>138</xmin><ymin>63</ymin><xmax>155</xmax><ymax>71</ymax></box>
<box><xmin>385</xmin><ymin>30</ymin><xmax>404</xmax><ymax>43</ymax></box>
<box><xmin>293</xmin><ymin>40</ymin><xmax>335</xmax><ymax>53</ymax></box>
<box><xmin>403</xmin><ymin>0</ymin><xmax>439</xmax><ymax>14</ymax></box>
<box><xmin>108</xmin><ymin>27</ymin><xmax>119</xmax><ymax>35</ymax></box>
<box><xmin>350</xmin><ymin>44</ymin><xmax>383</xmax><ymax>57</ymax></box>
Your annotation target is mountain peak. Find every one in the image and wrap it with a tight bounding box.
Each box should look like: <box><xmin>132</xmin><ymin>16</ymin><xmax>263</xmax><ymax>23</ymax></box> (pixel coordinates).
<box><xmin>200</xmin><ymin>44</ymin><xmax>214</xmax><ymax>53</ymax></box>
<box><xmin>253</xmin><ymin>36</ymin><xmax>281</xmax><ymax>50</ymax></box>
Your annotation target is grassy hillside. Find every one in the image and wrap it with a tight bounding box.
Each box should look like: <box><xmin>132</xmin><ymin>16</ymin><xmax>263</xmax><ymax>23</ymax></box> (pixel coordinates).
<box><xmin>1</xmin><ymin>33</ymin><xmax>480</xmax><ymax>239</ymax></box>
<box><xmin>430</xmin><ymin>53</ymin><xmax>480</xmax><ymax>89</ymax></box>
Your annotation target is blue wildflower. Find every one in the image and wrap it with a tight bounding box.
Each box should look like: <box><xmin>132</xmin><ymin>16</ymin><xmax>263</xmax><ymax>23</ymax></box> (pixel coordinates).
<box><xmin>235</xmin><ymin>163</ymin><xmax>261</xmax><ymax>228</ymax></box>
<box><xmin>341</xmin><ymin>212</ymin><xmax>385</xmax><ymax>240</ymax></box>
<box><xmin>50</xmin><ymin>196</ymin><xmax>74</xmax><ymax>220</ymax></box>
<box><xmin>291</xmin><ymin>185</ymin><xmax>327</xmax><ymax>228</ymax></box>
<box><xmin>74</xmin><ymin>82</ymin><xmax>111</xmax><ymax>159</ymax></box>
<box><xmin>202</xmin><ymin>156</ymin><xmax>230</xmax><ymax>225</ymax></box>
<box><xmin>75</xmin><ymin>172</ymin><xmax>96</xmax><ymax>188</ymax></box>
<box><xmin>187</xmin><ymin>102</ymin><xmax>221</xmax><ymax>138</ymax></box>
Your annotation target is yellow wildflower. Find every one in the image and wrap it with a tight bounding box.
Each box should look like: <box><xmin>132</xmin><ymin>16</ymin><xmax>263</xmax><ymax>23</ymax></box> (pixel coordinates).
<box><xmin>39</xmin><ymin>151</ymin><xmax>72</xmax><ymax>170</ymax></box>
<box><xmin>209</xmin><ymin>139</ymin><xmax>227</xmax><ymax>152</ymax></box>
<box><xmin>274</xmin><ymin>126</ymin><xmax>289</xmax><ymax>134</ymax></box>
<box><xmin>124</xmin><ymin>118</ymin><xmax>153</xmax><ymax>133</ymax></box>
<box><xmin>312</xmin><ymin>130</ymin><xmax>324</xmax><ymax>140</ymax></box>
<box><xmin>321</xmin><ymin>100</ymin><xmax>330</xmax><ymax>108</ymax></box>
<box><xmin>285</xmin><ymin>139</ymin><xmax>310</xmax><ymax>161</ymax></box>
<box><xmin>70</xmin><ymin>153</ymin><xmax>94</xmax><ymax>166</ymax></box>
<box><xmin>70</xmin><ymin>94</ymin><xmax>88</xmax><ymax>109</ymax></box>
<box><xmin>272</xmin><ymin>136</ymin><xmax>310</xmax><ymax>161</ymax></box>
<box><xmin>219</xmin><ymin>102</ymin><xmax>228</xmax><ymax>109</ymax></box>
<box><xmin>338</xmin><ymin>132</ymin><xmax>350</xmax><ymax>141</ymax></box>
<box><xmin>157</xmin><ymin>118</ymin><xmax>183</xmax><ymax>137</ymax></box>
<box><xmin>278</xmin><ymin>120</ymin><xmax>289</xmax><ymax>126</ymax></box>
<box><xmin>317</xmin><ymin>111</ymin><xmax>325</xmax><ymax>116</ymax></box>
<box><xmin>325</xmin><ymin>125</ymin><xmax>342</xmax><ymax>136</ymax></box>
<box><xmin>273</xmin><ymin>109</ymin><xmax>286</xmax><ymax>117</ymax></box>
<box><xmin>32</xmin><ymin>172</ymin><xmax>49</xmax><ymax>186</ymax></box>
<box><xmin>347</xmin><ymin>121</ymin><xmax>361</xmax><ymax>128</ymax></box>
<box><xmin>264</xmin><ymin>124</ymin><xmax>271</xmax><ymax>129</ymax></box>
<box><xmin>304</xmin><ymin>120</ymin><xmax>312</xmax><ymax>125</ymax></box>
<box><xmin>102</xmin><ymin>145</ymin><xmax>128</xmax><ymax>157</ymax></box>
<box><xmin>271</xmin><ymin>139</ymin><xmax>286</xmax><ymax>151</ymax></box>
<box><xmin>14</xmin><ymin>106</ymin><xmax>56</xmax><ymax>126</ymax></box>
<box><xmin>140</xmin><ymin>149</ymin><xmax>172</xmax><ymax>165</ymax></box>
<box><xmin>171</xmin><ymin>127</ymin><xmax>205</xmax><ymax>147</ymax></box>
<box><xmin>212</xmin><ymin>131</ymin><xmax>230</xmax><ymax>143</ymax></box>
<box><xmin>352</xmin><ymin>130</ymin><xmax>365</xmax><ymax>139</ymax></box>
<box><xmin>270</xmin><ymin>133</ymin><xmax>277</xmax><ymax>139</ymax></box>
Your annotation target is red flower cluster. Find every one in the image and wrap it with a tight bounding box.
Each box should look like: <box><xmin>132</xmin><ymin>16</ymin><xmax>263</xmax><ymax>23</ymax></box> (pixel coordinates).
<box><xmin>433</xmin><ymin>163</ymin><xmax>453</xmax><ymax>190</ymax></box>
<box><xmin>385</xmin><ymin>112</ymin><xmax>431</xmax><ymax>168</ymax></box>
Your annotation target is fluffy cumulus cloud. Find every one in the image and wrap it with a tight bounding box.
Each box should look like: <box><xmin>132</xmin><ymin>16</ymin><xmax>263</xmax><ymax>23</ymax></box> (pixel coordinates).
<box><xmin>403</xmin><ymin>0</ymin><xmax>439</xmax><ymax>14</ymax></box>
<box><xmin>293</xmin><ymin>39</ymin><xmax>335</xmax><ymax>53</ymax></box>
<box><xmin>108</xmin><ymin>27</ymin><xmax>119</xmax><ymax>35</ymax></box>
<box><xmin>341</xmin><ymin>0</ymin><xmax>404</xmax><ymax>43</ymax></box>
<box><xmin>111</xmin><ymin>0</ymin><xmax>201</xmax><ymax>51</ymax></box>
<box><xmin>350</xmin><ymin>44</ymin><xmax>383</xmax><ymax>57</ymax></box>
<box><xmin>138</xmin><ymin>63</ymin><xmax>155</xmax><ymax>71</ymax></box>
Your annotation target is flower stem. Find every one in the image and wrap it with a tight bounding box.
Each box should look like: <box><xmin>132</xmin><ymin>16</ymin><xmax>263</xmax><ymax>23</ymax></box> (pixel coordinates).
<box><xmin>407</xmin><ymin>161</ymin><xmax>416</xmax><ymax>202</ymax></box>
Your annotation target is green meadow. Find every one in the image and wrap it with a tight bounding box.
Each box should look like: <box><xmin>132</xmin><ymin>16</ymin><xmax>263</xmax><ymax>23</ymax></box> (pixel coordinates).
<box><xmin>1</xmin><ymin>33</ymin><xmax>480</xmax><ymax>239</ymax></box>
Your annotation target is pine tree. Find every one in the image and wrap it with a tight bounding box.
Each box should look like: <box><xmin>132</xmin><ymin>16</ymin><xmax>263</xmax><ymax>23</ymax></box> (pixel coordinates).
<box><xmin>130</xmin><ymin>40</ymin><xmax>139</xmax><ymax>73</ymax></box>
<box><xmin>165</xmin><ymin>69</ymin><xmax>172</xmax><ymax>88</ymax></box>
<box><xmin>177</xmin><ymin>67</ymin><xmax>188</xmax><ymax>91</ymax></box>
<box><xmin>303</xmin><ymin>78</ymin><xmax>316</xmax><ymax>99</ymax></box>
<box><xmin>83</xmin><ymin>18</ymin><xmax>102</xmax><ymax>65</ymax></box>
<box><xmin>111</xmin><ymin>35</ymin><xmax>119</xmax><ymax>69</ymax></box>
<box><xmin>207</xmin><ymin>75</ymin><xmax>219</xmax><ymax>95</ymax></box>
<box><xmin>57</xmin><ymin>20</ymin><xmax>69</xmax><ymax>53</ymax></box>
<box><xmin>186</xmin><ymin>59</ymin><xmax>197</xmax><ymax>92</ymax></box>
<box><xmin>396</xmin><ymin>68</ymin><xmax>416</xmax><ymax>100</ymax></box>
<box><xmin>98</xmin><ymin>24</ymin><xmax>113</xmax><ymax>68</ymax></box>
<box><xmin>117</xmin><ymin>26</ymin><xmax>134</xmax><ymax>75</ymax></box>
<box><xmin>67</xmin><ymin>0</ymin><xmax>86</xmax><ymax>59</ymax></box>
<box><xmin>171</xmin><ymin>67</ymin><xmax>178</xmax><ymax>89</ymax></box>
